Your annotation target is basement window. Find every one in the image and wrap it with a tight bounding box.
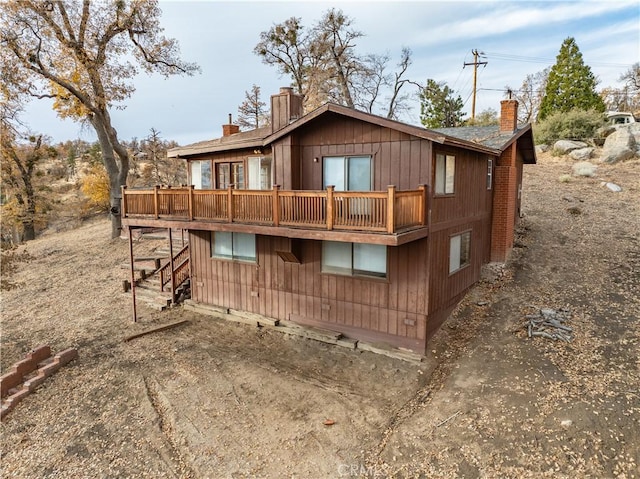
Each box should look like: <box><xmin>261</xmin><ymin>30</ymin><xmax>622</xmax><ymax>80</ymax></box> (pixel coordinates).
<box><xmin>449</xmin><ymin>231</ymin><xmax>471</xmax><ymax>274</ymax></box>
<box><xmin>322</xmin><ymin>241</ymin><xmax>387</xmax><ymax>278</ymax></box>
<box><xmin>435</xmin><ymin>153</ymin><xmax>455</xmax><ymax>195</ymax></box>
<box><xmin>211</xmin><ymin>232</ymin><xmax>256</xmax><ymax>262</ymax></box>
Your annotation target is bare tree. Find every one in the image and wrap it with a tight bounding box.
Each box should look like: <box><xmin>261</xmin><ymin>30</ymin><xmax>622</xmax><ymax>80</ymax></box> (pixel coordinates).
<box><xmin>0</xmin><ymin>1</ymin><xmax>199</xmax><ymax>238</ymax></box>
<box><xmin>237</xmin><ymin>84</ymin><xmax>269</xmax><ymax>130</ymax></box>
<box><xmin>506</xmin><ymin>68</ymin><xmax>549</xmax><ymax>123</ymax></box>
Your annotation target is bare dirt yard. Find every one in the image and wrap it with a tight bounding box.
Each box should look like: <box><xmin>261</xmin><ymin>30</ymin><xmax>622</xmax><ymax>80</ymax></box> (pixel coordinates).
<box><xmin>1</xmin><ymin>151</ymin><xmax>639</xmax><ymax>478</ymax></box>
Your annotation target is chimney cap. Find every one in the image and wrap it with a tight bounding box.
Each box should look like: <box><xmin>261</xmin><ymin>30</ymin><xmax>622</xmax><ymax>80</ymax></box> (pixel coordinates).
<box><xmin>279</xmin><ymin>87</ymin><xmax>293</xmax><ymax>94</ymax></box>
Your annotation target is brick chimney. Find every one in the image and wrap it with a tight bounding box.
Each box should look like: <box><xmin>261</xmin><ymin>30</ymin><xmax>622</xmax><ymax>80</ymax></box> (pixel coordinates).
<box><xmin>222</xmin><ymin>113</ymin><xmax>240</xmax><ymax>137</ymax></box>
<box><xmin>270</xmin><ymin>87</ymin><xmax>304</xmax><ymax>133</ymax></box>
<box><xmin>491</xmin><ymin>99</ymin><xmax>521</xmax><ymax>262</ymax></box>
<box><xmin>500</xmin><ymin>100</ymin><xmax>518</xmax><ymax>132</ymax></box>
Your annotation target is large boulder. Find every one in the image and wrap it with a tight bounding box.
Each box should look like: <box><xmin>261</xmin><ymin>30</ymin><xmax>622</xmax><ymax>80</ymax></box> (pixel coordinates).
<box><xmin>600</xmin><ymin>128</ymin><xmax>637</xmax><ymax>163</ymax></box>
<box><xmin>553</xmin><ymin>140</ymin><xmax>588</xmax><ymax>155</ymax></box>
<box><xmin>569</xmin><ymin>147</ymin><xmax>594</xmax><ymax>161</ymax></box>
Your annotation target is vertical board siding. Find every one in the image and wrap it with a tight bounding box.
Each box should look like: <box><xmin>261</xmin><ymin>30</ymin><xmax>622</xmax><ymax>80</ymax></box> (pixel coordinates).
<box><xmin>189</xmin><ymin>230</ymin><xmax>429</xmax><ymax>350</ymax></box>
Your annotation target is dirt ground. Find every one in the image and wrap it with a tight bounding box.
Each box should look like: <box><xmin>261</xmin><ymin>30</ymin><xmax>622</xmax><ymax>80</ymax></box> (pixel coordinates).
<box><xmin>1</xmin><ymin>152</ymin><xmax>639</xmax><ymax>478</ymax></box>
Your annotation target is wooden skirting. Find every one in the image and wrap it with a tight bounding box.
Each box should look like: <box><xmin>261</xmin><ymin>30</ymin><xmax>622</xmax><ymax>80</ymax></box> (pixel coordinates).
<box><xmin>182</xmin><ymin>300</ymin><xmax>423</xmax><ymax>363</ymax></box>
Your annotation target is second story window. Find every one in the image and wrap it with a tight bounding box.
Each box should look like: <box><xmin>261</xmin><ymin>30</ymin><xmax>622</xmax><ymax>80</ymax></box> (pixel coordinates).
<box><xmin>191</xmin><ymin>160</ymin><xmax>212</xmax><ymax>189</ymax></box>
<box><xmin>435</xmin><ymin>153</ymin><xmax>455</xmax><ymax>195</ymax></box>
<box><xmin>323</xmin><ymin>156</ymin><xmax>372</xmax><ymax>191</ymax></box>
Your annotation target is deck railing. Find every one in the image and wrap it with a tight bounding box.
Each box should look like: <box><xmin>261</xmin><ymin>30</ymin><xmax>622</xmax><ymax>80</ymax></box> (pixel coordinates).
<box><xmin>122</xmin><ymin>184</ymin><xmax>428</xmax><ymax>234</ymax></box>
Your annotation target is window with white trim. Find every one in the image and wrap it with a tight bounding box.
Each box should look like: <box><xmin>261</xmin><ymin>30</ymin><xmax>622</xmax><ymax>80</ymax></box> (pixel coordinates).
<box><xmin>191</xmin><ymin>160</ymin><xmax>212</xmax><ymax>189</ymax></box>
<box><xmin>211</xmin><ymin>232</ymin><xmax>256</xmax><ymax>262</ymax></box>
<box><xmin>487</xmin><ymin>157</ymin><xmax>493</xmax><ymax>190</ymax></box>
<box><xmin>449</xmin><ymin>231</ymin><xmax>471</xmax><ymax>274</ymax></box>
<box><xmin>435</xmin><ymin>153</ymin><xmax>455</xmax><ymax>195</ymax></box>
<box><xmin>322</xmin><ymin>241</ymin><xmax>386</xmax><ymax>278</ymax></box>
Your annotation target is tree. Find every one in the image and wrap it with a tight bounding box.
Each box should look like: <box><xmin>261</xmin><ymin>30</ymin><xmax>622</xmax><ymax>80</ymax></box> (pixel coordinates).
<box><xmin>419</xmin><ymin>79</ymin><xmax>465</xmax><ymax>128</ymax></box>
<box><xmin>0</xmin><ymin>1</ymin><xmax>199</xmax><ymax>238</ymax></box>
<box><xmin>135</xmin><ymin>128</ymin><xmax>183</xmax><ymax>186</ymax></box>
<box><xmin>465</xmin><ymin>108</ymin><xmax>498</xmax><ymax>126</ymax></box>
<box><xmin>254</xmin><ymin>9</ymin><xmax>413</xmax><ymax>116</ymax></box>
<box><xmin>538</xmin><ymin>37</ymin><xmax>605</xmax><ymax>121</ymax></box>
<box><xmin>601</xmin><ymin>63</ymin><xmax>640</xmax><ymax>112</ymax></box>
<box><xmin>0</xmin><ymin>91</ymin><xmax>55</xmax><ymax>241</ymax></box>
<box><xmin>237</xmin><ymin>84</ymin><xmax>268</xmax><ymax>130</ymax></box>
<box><xmin>506</xmin><ymin>68</ymin><xmax>549</xmax><ymax>123</ymax></box>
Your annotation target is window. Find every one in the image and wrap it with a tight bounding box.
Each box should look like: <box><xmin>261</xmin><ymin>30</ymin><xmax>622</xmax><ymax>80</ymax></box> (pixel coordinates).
<box><xmin>449</xmin><ymin>231</ymin><xmax>471</xmax><ymax>274</ymax></box>
<box><xmin>323</xmin><ymin>156</ymin><xmax>371</xmax><ymax>191</ymax></box>
<box><xmin>435</xmin><ymin>153</ymin><xmax>455</xmax><ymax>195</ymax></box>
<box><xmin>211</xmin><ymin>232</ymin><xmax>256</xmax><ymax>262</ymax></box>
<box><xmin>216</xmin><ymin>161</ymin><xmax>244</xmax><ymax>189</ymax></box>
<box><xmin>191</xmin><ymin>160</ymin><xmax>212</xmax><ymax>189</ymax></box>
<box><xmin>247</xmin><ymin>156</ymin><xmax>272</xmax><ymax>190</ymax></box>
<box><xmin>487</xmin><ymin>157</ymin><xmax>493</xmax><ymax>190</ymax></box>
<box><xmin>322</xmin><ymin>241</ymin><xmax>386</xmax><ymax>278</ymax></box>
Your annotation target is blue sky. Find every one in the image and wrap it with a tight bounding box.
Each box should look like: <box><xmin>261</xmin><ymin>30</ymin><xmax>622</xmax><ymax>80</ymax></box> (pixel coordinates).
<box><xmin>21</xmin><ymin>0</ymin><xmax>640</xmax><ymax>146</ymax></box>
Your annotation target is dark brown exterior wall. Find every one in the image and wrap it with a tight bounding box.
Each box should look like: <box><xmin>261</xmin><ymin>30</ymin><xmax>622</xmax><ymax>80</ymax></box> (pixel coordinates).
<box><xmin>189</xmin><ymin>232</ymin><xmax>430</xmax><ymax>352</ymax></box>
<box><xmin>426</xmin><ymin>147</ymin><xmax>495</xmax><ymax>335</ymax></box>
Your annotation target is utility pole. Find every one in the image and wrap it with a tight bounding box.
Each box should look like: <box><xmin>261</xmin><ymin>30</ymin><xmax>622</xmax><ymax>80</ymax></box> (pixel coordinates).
<box><xmin>464</xmin><ymin>49</ymin><xmax>488</xmax><ymax>120</ymax></box>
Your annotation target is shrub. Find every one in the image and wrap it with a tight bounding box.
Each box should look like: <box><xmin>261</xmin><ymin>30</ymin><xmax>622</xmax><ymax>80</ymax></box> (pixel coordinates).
<box><xmin>80</xmin><ymin>165</ymin><xmax>110</xmax><ymax>211</ymax></box>
<box><xmin>534</xmin><ymin>109</ymin><xmax>605</xmax><ymax>144</ymax></box>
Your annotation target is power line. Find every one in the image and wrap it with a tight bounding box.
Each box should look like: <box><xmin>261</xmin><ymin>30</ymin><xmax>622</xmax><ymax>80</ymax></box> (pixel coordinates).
<box><xmin>483</xmin><ymin>51</ymin><xmax>632</xmax><ymax>69</ymax></box>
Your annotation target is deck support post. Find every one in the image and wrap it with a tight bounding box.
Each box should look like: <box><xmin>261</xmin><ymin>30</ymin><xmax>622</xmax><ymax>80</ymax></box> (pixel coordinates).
<box><xmin>188</xmin><ymin>185</ymin><xmax>194</xmax><ymax>220</ymax></box>
<box><xmin>272</xmin><ymin>185</ymin><xmax>280</xmax><ymax>226</ymax></box>
<box><xmin>418</xmin><ymin>184</ymin><xmax>428</xmax><ymax>226</ymax></box>
<box><xmin>227</xmin><ymin>186</ymin><xmax>233</xmax><ymax>223</ymax></box>
<box><xmin>326</xmin><ymin>185</ymin><xmax>335</xmax><ymax>230</ymax></box>
<box><xmin>153</xmin><ymin>185</ymin><xmax>160</xmax><ymax>219</ymax></box>
<box><xmin>168</xmin><ymin>228</ymin><xmax>176</xmax><ymax>304</ymax></box>
<box><xmin>387</xmin><ymin>185</ymin><xmax>396</xmax><ymax>233</ymax></box>
<box><xmin>128</xmin><ymin>227</ymin><xmax>137</xmax><ymax>323</ymax></box>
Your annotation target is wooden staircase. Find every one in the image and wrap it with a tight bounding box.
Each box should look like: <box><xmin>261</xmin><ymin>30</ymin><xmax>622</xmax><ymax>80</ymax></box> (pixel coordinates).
<box><xmin>125</xmin><ymin>230</ymin><xmax>191</xmax><ymax>311</ymax></box>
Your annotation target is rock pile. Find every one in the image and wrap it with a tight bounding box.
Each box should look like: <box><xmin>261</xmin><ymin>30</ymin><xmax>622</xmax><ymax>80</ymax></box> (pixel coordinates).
<box><xmin>524</xmin><ymin>308</ymin><xmax>573</xmax><ymax>342</ymax></box>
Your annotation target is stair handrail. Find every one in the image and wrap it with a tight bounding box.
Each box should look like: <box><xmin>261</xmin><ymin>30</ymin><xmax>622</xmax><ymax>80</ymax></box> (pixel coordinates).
<box><xmin>159</xmin><ymin>244</ymin><xmax>190</xmax><ymax>292</ymax></box>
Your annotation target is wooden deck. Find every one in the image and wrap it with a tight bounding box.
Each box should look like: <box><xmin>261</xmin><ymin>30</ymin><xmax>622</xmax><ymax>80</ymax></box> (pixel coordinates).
<box><xmin>122</xmin><ymin>185</ymin><xmax>429</xmax><ymax>238</ymax></box>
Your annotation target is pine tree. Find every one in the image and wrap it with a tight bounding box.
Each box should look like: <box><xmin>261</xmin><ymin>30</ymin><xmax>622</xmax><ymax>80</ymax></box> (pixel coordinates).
<box><xmin>419</xmin><ymin>79</ymin><xmax>465</xmax><ymax>128</ymax></box>
<box><xmin>538</xmin><ymin>37</ymin><xmax>606</xmax><ymax>120</ymax></box>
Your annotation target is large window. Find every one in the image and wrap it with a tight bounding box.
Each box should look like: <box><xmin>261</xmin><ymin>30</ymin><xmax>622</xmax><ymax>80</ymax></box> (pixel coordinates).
<box><xmin>435</xmin><ymin>153</ymin><xmax>455</xmax><ymax>195</ymax></box>
<box><xmin>449</xmin><ymin>231</ymin><xmax>471</xmax><ymax>274</ymax></box>
<box><xmin>247</xmin><ymin>156</ymin><xmax>273</xmax><ymax>190</ymax></box>
<box><xmin>191</xmin><ymin>160</ymin><xmax>212</xmax><ymax>189</ymax></box>
<box><xmin>322</xmin><ymin>241</ymin><xmax>386</xmax><ymax>278</ymax></box>
<box><xmin>211</xmin><ymin>232</ymin><xmax>256</xmax><ymax>262</ymax></box>
<box><xmin>323</xmin><ymin>156</ymin><xmax>371</xmax><ymax>191</ymax></box>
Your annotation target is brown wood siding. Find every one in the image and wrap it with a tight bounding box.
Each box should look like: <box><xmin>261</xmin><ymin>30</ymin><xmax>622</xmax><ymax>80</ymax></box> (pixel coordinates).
<box><xmin>189</xmin><ymin>231</ymin><xmax>430</xmax><ymax>352</ymax></box>
<box><xmin>272</xmin><ymin>114</ymin><xmax>432</xmax><ymax>191</ymax></box>
<box><xmin>426</xmin><ymin>147</ymin><xmax>495</xmax><ymax>334</ymax></box>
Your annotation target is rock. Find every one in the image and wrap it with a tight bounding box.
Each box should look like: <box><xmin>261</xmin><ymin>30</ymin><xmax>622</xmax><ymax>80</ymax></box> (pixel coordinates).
<box><xmin>562</xmin><ymin>195</ymin><xmax>575</xmax><ymax>202</ymax></box>
<box><xmin>560</xmin><ymin>419</ymin><xmax>573</xmax><ymax>427</ymax></box>
<box><xmin>604</xmin><ymin>182</ymin><xmax>622</xmax><ymax>192</ymax></box>
<box><xmin>572</xmin><ymin>161</ymin><xmax>597</xmax><ymax>177</ymax></box>
<box><xmin>595</xmin><ymin>125</ymin><xmax>616</xmax><ymax>139</ymax></box>
<box><xmin>600</xmin><ymin>128</ymin><xmax>637</xmax><ymax>163</ymax></box>
<box><xmin>553</xmin><ymin>140</ymin><xmax>588</xmax><ymax>155</ymax></box>
<box><xmin>535</xmin><ymin>144</ymin><xmax>550</xmax><ymax>153</ymax></box>
<box><xmin>569</xmin><ymin>147</ymin><xmax>594</xmax><ymax>161</ymax></box>
<box><xmin>629</xmin><ymin>123</ymin><xmax>640</xmax><ymax>144</ymax></box>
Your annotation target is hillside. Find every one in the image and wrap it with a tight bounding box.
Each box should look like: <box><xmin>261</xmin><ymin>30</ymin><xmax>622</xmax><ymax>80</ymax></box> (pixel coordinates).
<box><xmin>1</xmin><ymin>151</ymin><xmax>638</xmax><ymax>477</ymax></box>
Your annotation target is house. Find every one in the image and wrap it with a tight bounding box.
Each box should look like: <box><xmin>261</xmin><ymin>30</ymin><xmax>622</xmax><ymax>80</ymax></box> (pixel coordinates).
<box><xmin>121</xmin><ymin>87</ymin><xmax>536</xmax><ymax>354</ymax></box>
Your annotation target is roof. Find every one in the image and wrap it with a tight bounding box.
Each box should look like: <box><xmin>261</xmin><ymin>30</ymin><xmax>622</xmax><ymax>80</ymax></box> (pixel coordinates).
<box><xmin>433</xmin><ymin>124</ymin><xmax>537</xmax><ymax>164</ymax></box>
<box><xmin>168</xmin><ymin>104</ymin><xmax>535</xmax><ymax>163</ymax></box>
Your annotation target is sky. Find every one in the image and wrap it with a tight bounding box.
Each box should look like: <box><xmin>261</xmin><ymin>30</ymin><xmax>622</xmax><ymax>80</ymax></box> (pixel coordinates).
<box><xmin>20</xmin><ymin>0</ymin><xmax>640</xmax><ymax>147</ymax></box>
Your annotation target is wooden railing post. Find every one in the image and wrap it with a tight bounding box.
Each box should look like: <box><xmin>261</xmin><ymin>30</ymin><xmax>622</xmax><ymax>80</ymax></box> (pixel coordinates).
<box><xmin>121</xmin><ymin>186</ymin><xmax>127</xmax><ymax>217</ymax></box>
<box><xmin>387</xmin><ymin>185</ymin><xmax>396</xmax><ymax>233</ymax></box>
<box><xmin>153</xmin><ymin>185</ymin><xmax>160</xmax><ymax>219</ymax></box>
<box><xmin>272</xmin><ymin>185</ymin><xmax>280</xmax><ymax>226</ymax></box>
<box><xmin>418</xmin><ymin>184</ymin><xmax>427</xmax><ymax>226</ymax></box>
<box><xmin>326</xmin><ymin>185</ymin><xmax>335</xmax><ymax>230</ymax></box>
<box><xmin>227</xmin><ymin>185</ymin><xmax>233</xmax><ymax>222</ymax></box>
<box><xmin>188</xmin><ymin>185</ymin><xmax>194</xmax><ymax>220</ymax></box>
